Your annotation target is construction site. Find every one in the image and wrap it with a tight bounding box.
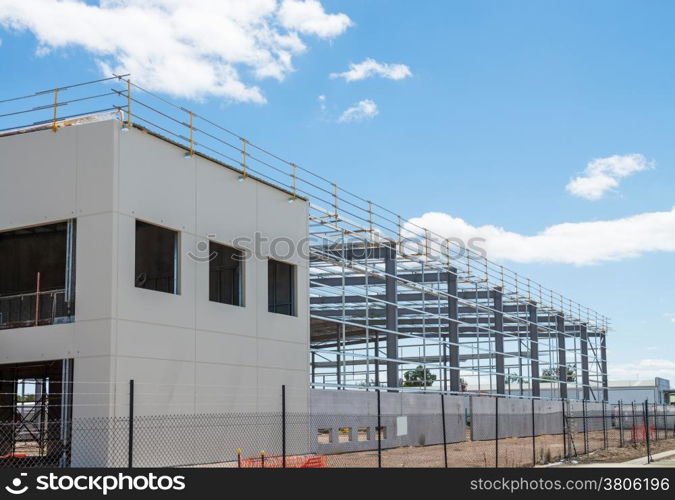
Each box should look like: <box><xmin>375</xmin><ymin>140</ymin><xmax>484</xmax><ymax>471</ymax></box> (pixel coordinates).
<box><xmin>0</xmin><ymin>76</ymin><xmax>637</xmax><ymax>469</ymax></box>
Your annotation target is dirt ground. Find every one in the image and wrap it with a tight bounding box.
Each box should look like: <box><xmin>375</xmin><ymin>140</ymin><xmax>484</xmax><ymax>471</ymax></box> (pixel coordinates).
<box><xmin>324</xmin><ymin>430</ymin><xmax>667</xmax><ymax>468</ymax></box>
<box><xmin>571</xmin><ymin>437</ymin><xmax>675</xmax><ymax>464</ymax></box>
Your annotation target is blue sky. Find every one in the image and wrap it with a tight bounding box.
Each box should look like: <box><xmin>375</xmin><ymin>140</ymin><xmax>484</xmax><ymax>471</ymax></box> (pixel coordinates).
<box><xmin>1</xmin><ymin>0</ymin><xmax>674</xmax><ymax>381</ymax></box>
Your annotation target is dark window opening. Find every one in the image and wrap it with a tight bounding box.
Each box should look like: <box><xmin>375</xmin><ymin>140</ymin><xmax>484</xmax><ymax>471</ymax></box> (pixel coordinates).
<box><xmin>268</xmin><ymin>259</ymin><xmax>295</xmax><ymax>316</ymax></box>
<box><xmin>135</xmin><ymin>221</ymin><xmax>179</xmax><ymax>294</ymax></box>
<box><xmin>0</xmin><ymin>221</ymin><xmax>76</xmax><ymax>329</ymax></box>
<box><xmin>209</xmin><ymin>242</ymin><xmax>243</xmax><ymax>306</ymax></box>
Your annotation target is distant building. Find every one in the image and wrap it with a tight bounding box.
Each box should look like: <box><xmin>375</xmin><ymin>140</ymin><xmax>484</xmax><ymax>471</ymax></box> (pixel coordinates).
<box><xmin>608</xmin><ymin>378</ymin><xmax>671</xmax><ymax>404</ymax></box>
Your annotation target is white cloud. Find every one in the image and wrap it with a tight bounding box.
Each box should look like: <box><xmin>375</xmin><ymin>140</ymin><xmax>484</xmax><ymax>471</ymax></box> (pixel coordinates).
<box><xmin>0</xmin><ymin>0</ymin><xmax>352</xmax><ymax>103</ymax></box>
<box><xmin>566</xmin><ymin>154</ymin><xmax>653</xmax><ymax>200</ymax></box>
<box><xmin>278</xmin><ymin>0</ymin><xmax>352</xmax><ymax>38</ymax></box>
<box><xmin>610</xmin><ymin>359</ymin><xmax>675</xmax><ymax>382</ymax></box>
<box><xmin>408</xmin><ymin>206</ymin><xmax>675</xmax><ymax>265</ymax></box>
<box><xmin>318</xmin><ymin>93</ymin><xmax>326</xmax><ymax>111</ymax></box>
<box><xmin>330</xmin><ymin>58</ymin><xmax>412</xmax><ymax>81</ymax></box>
<box><xmin>338</xmin><ymin>99</ymin><xmax>378</xmax><ymax>123</ymax></box>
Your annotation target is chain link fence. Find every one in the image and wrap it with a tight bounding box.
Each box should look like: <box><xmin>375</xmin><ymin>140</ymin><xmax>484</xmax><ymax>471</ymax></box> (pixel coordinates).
<box><xmin>1</xmin><ymin>385</ymin><xmax>674</xmax><ymax>468</ymax></box>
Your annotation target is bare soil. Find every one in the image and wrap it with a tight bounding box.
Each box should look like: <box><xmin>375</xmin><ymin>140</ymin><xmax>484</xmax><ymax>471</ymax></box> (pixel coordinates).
<box><xmin>324</xmin><ymin>430</ymin><xmax>672</xmax><ymax>468</ymax></box>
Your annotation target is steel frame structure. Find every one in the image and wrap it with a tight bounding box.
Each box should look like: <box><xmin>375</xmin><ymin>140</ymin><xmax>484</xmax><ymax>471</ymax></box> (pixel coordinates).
<box><xmin>0</xmin><ymin>76</ymin><xmax>610</xmax><ymax>402</ymax></box>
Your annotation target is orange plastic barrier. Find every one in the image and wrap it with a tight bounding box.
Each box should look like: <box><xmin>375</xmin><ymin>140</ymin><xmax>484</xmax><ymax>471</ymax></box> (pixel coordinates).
<box><xmin>630</xmin><ymin>425</ymin><xmax>656</xmax><ymax>441</ymax></box>
<box><xmin>240</xmin><ymin>454</ymin><xmax>326</xmax><ymax>468</ymax></box>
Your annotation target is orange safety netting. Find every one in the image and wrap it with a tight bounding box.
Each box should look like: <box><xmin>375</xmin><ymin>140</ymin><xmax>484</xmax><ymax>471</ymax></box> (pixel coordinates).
<box><xmin>630</xmin><ymin>425</ymin><xmax>656</xmax><ymax>441</ymax></box>
<box><xmin>239</xmin><ymin>455</ymin><xmax>326</xmax><ymax>468</ymax></box>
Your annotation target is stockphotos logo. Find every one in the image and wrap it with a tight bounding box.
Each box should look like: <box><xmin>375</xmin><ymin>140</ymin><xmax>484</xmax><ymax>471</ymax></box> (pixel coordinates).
<box><xmin>5</xmin><ymin>473</ymin><xmax>28</xmax><ymax>495</ymax></box>
<box><xmin>3</xmin><ymin>472</ymin><xmax>186</xmax><ymax>496</ymax></box>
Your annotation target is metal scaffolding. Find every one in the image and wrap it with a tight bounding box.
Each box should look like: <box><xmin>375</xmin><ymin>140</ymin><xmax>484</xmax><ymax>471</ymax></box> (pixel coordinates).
<box><xmin>0</xmin><ymin>76</ymin><xmax>610</xmax><ymax>402</ymax></box>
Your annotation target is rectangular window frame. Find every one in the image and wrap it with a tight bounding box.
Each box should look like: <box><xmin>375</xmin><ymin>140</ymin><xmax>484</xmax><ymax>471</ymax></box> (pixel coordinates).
<box><xmin>134</xmin><ymin>220</ymin><xmax>181</xmax><ymax>295</ymax></box>
<box><xmin>208</xmin><ymin>240</ymin><xmax>244</xmax><ymax>307</ymax></box>
<box><xmin>267</xmin><ymin>259</ymin><xmax>296</xmax><ymax>316</ymax></box>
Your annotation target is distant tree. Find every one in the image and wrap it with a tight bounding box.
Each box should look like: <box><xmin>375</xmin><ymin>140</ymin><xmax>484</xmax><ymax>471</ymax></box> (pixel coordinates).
<box><xmin>401</xmin><ymin>365</ymin><xmax>437</xmax><ymax>387</ymax></box>
<box><xmin>542</xmin><ymin>364</ymin><xmax>577</xmax><ymax>382</ymax></box>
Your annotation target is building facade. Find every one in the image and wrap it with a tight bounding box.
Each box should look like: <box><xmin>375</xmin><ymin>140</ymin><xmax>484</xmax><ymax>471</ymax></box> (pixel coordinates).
<box><xmin>0</xmin><ymin>118</ymin><xmax>310</xmax><ymax>463</ymax></box>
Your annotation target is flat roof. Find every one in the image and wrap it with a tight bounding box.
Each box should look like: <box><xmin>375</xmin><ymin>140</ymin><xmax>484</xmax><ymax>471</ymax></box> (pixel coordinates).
<box><xmin>0</xmin><ymin>112</ymin><xmax>307</xmax><ymax>203</ymax></box>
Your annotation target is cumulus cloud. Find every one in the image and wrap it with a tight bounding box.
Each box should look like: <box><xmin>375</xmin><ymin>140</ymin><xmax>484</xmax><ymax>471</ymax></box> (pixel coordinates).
<box><xmin>610</xmin><ymin>359</ymin><xmax>675</xmax><ymax>382</ymax></box>
<box><xmin>407</xmin><ymin>207</ymin><xmax>675</xmax><ymax>265</ymax></box>
<box><xmin>330</xmin><ymin>58</ymin><xmax>412</xmax><ymax>81</ymax></box>
<box><xmin>566</xmin><ymin>154</ymin><xmax>653</xmax><ymax>200</ymax></box>
<box><xmin>278</xmin><ymin>0</ymin><xmax>352</xmax><ymax>37</ymax></box>
<box><xmin>338</xmin><ymin>99</ymin><xmax>378</xmax><ymax>122</ymax></box>
<box><xmin>0</xmin><ymin>0</ymin><xmax>352</xmax><ymax>103</ymax></box>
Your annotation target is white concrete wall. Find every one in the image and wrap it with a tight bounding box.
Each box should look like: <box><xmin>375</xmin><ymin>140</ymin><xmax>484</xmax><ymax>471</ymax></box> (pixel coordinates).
<box><xmin>470</xmin><ymin>397</ymin><xmax>564</xmax><ymax>440</ymax></box>
<box><xmin>111</xmin><ymin>125</ymin><xmax>310</xmax><ymax>418</ymax></box>
<box><xmin>310</xmin><ymin>389</ymin><xmax>466</xmax><ymax>454</ymax></box>
<box><xmin>0</xmin><ymin>121</ymin><xmax>119</xmax><ymax>418</ymax></box>
<box><xmin>1</xmin><ymin>119</ymin><xmax>311</xmax><ymax>465</ymax></box>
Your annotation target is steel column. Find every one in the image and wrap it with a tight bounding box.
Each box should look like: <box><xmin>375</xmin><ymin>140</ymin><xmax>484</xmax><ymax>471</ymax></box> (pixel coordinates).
<box><xmin>580</xmin><ymin>324</ymin><xmax>590</xmax><ymax>401</ymax></box>
<box><xmin>494</xmin><ymin>287</ymin><xmax>505</xmax><ymax>396</ymax></box>
<box><xmin>447</xmin><ymin>267</ymin><xmax>460</xmax><ymax>393</ymax></box>
<box><xmin>528</xmin><ymin>302</ymin><xmax>540</xmax><ymax>398</ymax></box>
<box><xmin>384</xmin><ymin>245</ymin><xmax>398</xmax><ymax>389</ymax></box>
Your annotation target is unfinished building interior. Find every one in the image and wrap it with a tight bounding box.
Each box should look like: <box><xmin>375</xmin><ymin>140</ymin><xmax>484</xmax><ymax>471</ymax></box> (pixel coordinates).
<box><xmin>308</xmin><ymin>210</ymin><xmax>609</xmax><ymax>401</ymax></box>
<box><xmin>0</xmin><ymin>221</ymin><xmax>76</xmax><ymax>330</ymax></box>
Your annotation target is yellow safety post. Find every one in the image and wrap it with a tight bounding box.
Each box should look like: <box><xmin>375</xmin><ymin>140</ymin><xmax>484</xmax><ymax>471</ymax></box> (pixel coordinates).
<box><xmin>241</xmin><ymin>138</ymin><xmax>248</xmax><ymax>178</ymax></box>
<box><xmin>291</xmin><ymin>163</ymin><xmax>297</xmax><ymax>200</ymax></box>
<box><xmin>52</xmin><ymin>89</ymin><xmax>59</xmax><ymax>132</ymax></box>
<box><xmin>126</xmin><ymin>79</ymin><xmax>132</xmax><ymax>129</ymax></box>
<box><xmin>189</xmin><ymin>111</ymin><xmax>194</xmax><ymax>156</ymax></box>
<box><xmin>332</xmin><ymin>183</ymin><xmax>339</xmax><ymax>218</ymax></box>
<box><xmin>397</xmin><ymin>215</ymin><xmax>402</xmax><ymax>247</ymax></box>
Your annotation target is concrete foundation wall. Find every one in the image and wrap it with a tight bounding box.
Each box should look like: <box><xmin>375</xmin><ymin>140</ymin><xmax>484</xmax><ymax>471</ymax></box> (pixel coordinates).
<box><xmin>309</xmin><ymin>389</ymin><xmax>465</xmax><ymax>454</ymax></box>
<box><xmin>471</xmin><ymin>397</ymin><xmax>564</xmax><ymax>440</ymax></box>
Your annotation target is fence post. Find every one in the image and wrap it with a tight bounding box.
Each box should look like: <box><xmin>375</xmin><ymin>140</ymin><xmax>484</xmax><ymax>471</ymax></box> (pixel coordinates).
<box><xmin>531</xmin><ymin>398</ymin><xmax>536</xmax><ymax>466</ymax></box>
<box><xmin>582</xmin><ymin>399</ymin><xmax>588</xmax><ymax>454</ymax></box>
<box><xmin>376</xmin><ymin>389</ymin><xmax>382</xmax><ymax>468</ymax></box>
<box><xmin>602</xmin><ymin>401</ymin><xmax>607</xmax><ymax>449</ymax></box>
<box><xmin>631</xmin><ymin>402</ymin><xmax>637</xmax><ymax>445</ymax></box>
<box><xmin>128</xmin><ymin>379</ymin><xmax>134</xmax><ymax>468</ymax></box>
<box><xmin>644</xmin><ymin>400</ymin><xmax>651</xmax><ymax>463</ymax></box>
<box><xmin>495</xmin><ymin>396</ymin><xmax>499</xmax><ymax>468</ymax></box>
<box><xmin>282</xmin><ymin>385</ymin><xmax>286</xmax><ymax>468</ymax></box>
<box><xmin>440</xmin><ymin>393</ymin><xmax>448</xmax><ymax>468</ymax></box>
<box><xmin>665</xmin><ymin>405</ymin><xmax>670</xmax><ymax>439</ymax></box>
<box><xmin>618</xmin><ymin>401</ymin><xmax>624</xmax><ymax>447</ymax></box>
<box><xmin>561</xmin><ymin>399</ymin><xmax>567</xmax><ymax>460</ymax></box>
<box><xmin>653</xmin><ymin>402</ymin><xmax>658</xmax><ymax>442</ymax></box>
